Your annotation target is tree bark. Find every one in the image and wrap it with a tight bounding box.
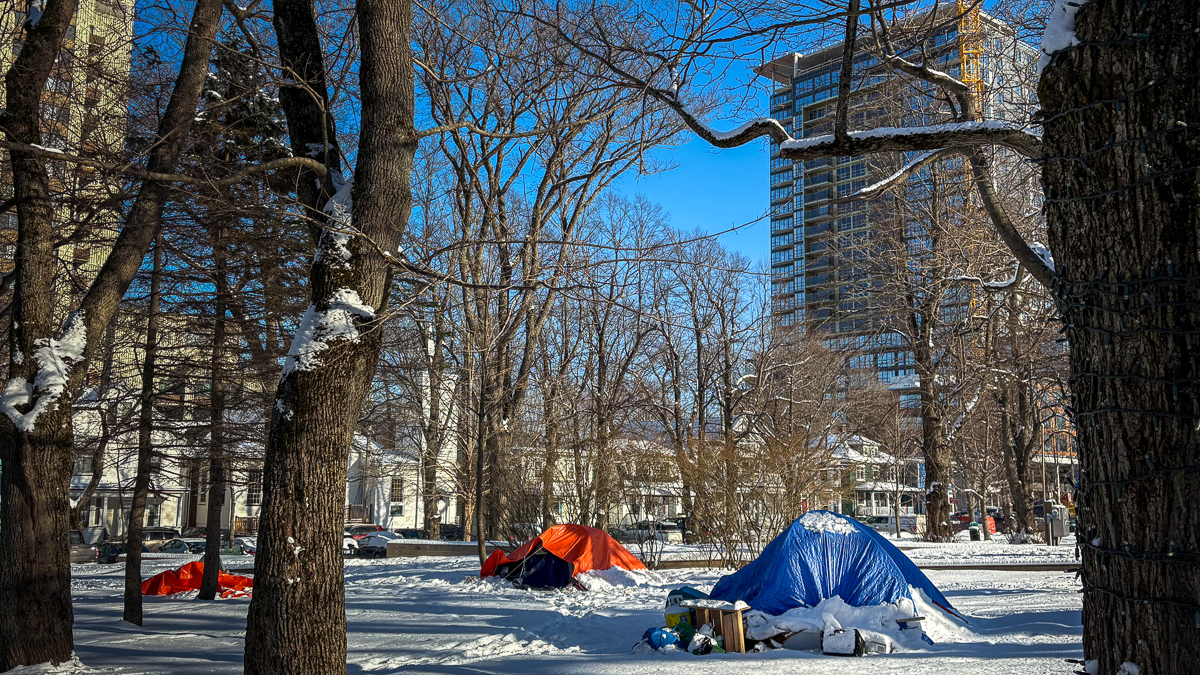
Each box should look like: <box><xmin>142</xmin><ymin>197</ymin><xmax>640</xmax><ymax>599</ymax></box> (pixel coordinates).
<box><xmin>1040</xmin><ymin>1</ymin><xmax>1200</xmax><ymax>672</ymax></box>
<box><xmin>123</xmin><ymin>236</ymin><xmax>164</xmax><ymax>626</ymax></box>
<box><xmin>0</xmin><ymin>0</ymin><xmax>222</xmax><ymax>666</ymax></box>
<box><xmin>199</xmin><ymin>226</ymin><xmax>231</xmax><ymax>600</ymax></box>
<box><xmin>242</xmin><ymin>0</ymin><xmax>415</xmax><ymax>670</ymax></box>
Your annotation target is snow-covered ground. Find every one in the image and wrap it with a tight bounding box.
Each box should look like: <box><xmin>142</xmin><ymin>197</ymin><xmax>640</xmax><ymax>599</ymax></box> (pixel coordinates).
<box><xmin>57</xmin><ymin>547</ymin><xmax>1083</xmax><ymax>675</ymax></box>
<box><xmin>652</xmin><ymin>533</ymin><xmax>1080</xmax><ymax>567</ymax></box>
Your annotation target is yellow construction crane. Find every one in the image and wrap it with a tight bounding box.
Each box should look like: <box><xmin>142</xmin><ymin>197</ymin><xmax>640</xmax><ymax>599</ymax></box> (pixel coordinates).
<box><xmin>957</xmin><ymin>0</ymin><xmax>984</xmax><ymax>119</ymax></box>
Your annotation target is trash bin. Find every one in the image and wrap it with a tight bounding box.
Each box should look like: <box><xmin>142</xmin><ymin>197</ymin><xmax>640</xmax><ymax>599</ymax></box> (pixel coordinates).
<box><xmin>968</xmin><ymin>523</ymin><xmax>981</xmax><ymax>541</ymax></box>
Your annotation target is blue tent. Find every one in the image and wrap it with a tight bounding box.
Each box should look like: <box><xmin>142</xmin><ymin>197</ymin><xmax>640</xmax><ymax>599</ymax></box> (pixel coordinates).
<box><xmin>709</xmin><ymin>511</ymin><xmax>964</xmax><ymax>621</ymax></box>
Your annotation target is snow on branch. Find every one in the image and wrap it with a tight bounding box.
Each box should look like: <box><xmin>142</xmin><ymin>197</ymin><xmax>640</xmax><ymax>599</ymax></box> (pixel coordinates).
<box><xmin>1</xmin><ymin>311</ymin><xmax>87</xmax><ymax>432</ymax></box>
<box><xmin>779</xmin><ymin>121</ymin><xmax>1042</xmax><ymax>160</ymax></box>
<box><xmin>834</xmin><ymin>149</ymin><xmax>955</xmax><ymax>202</ymax></box>
<box><xmin>949</xmin><ymin>265</ymin><xmax>1025</xmax><ymax>292</ymax></box>
<box><xmin>282</xmin><ymin>289</ymin><xmax>377</xmax><ymax>376</ymax></box>
<box><xmin>1040</xmin><ymin>0</ymin><xmax>1091</xmax><ymax>75</ymax></box>
<box><xmin>1030</xmin><ymin>241</ymin><xmax>1056</xmax><ymax>272</ymax></box>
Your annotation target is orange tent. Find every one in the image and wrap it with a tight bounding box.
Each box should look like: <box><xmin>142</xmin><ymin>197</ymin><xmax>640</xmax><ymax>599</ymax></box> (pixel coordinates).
<box><xmin>481</xmin><ymin>524</ymin><xmax>645</xmax><ymax>579</ymax></box>
<box><xmin>141</xmin><ymin>561</ymin><xmax>254</xmax><ymax>598</ymax></box>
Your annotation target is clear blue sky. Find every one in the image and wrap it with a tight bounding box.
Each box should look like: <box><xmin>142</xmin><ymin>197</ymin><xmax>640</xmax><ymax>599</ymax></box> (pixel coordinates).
<box><xmin>613</xmin><ymin>133</ymin><xmax>770</xmax><ymax>265</ymax></box>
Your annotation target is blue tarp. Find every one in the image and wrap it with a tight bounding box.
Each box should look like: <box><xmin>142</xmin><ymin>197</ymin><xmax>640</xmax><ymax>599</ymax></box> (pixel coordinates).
<box><xmin>709</xmin><ymin>511</ymin><xmax>964</xmax><ymax>621</ymax></box>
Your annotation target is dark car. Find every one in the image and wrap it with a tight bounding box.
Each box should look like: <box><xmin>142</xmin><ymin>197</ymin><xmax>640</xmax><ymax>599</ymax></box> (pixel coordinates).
<box><xmin>393</xmin><ymin>528</ymin><xmax>424</xmax><ymax>539</ymax></box>
<box><xmin>69</xmin><ymin>530</ymin><xmax>98</xmax><ymax>565</ymax></box>
<box><xmin>96</xmin><ymin>540</ymin><xmax>129</xmax><ymax>564</ymax></box>
<box><xmin>181</xmin><ymin>527</ymin><xmax>233</xmax><ymax>547</ymax></box>
<box><xmin>439</xmin><ymin>524</ymin><xmax>463</xmax><ymax>541</ymax></box>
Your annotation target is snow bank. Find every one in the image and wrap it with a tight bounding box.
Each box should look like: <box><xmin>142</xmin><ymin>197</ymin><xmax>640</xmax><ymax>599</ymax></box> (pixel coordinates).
<box><xmin>744</xmin><ymin>585</ymin><xmax>973</xmax><ymax>651</ymax></box>
<box><xmin>5</xmin><ymin>653</ymin><xmax>91</xmax><ymax>674</ymax></box>
<box><xmin>576</xmin><ymin>566</ymin><xmax>660</xmax><ymax>591</ymax></box>
<box><xmin>798</xmin><ymin>511</ymin><xmax>857</xmax><ymax>536</ymax></box>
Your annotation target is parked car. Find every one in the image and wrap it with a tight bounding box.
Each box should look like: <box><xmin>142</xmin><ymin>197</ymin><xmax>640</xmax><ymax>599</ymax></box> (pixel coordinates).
<box><xmin>234</xmin><ymin>537</ymin><xmax>257</xmax><ymax>555</ymax></box>
<box><xmin>158</xmin><ymin>538</ymin><xmax>196</xmax><ymax>555</ymax></box>
<box><xmin>139</xmin><ymin>527</ymin><xmax>181</xmax><ymax>552</ymax></box>
<box><xmin>69</xmin><ymin>530</ymin><xmax>98</xmax><ymax>564</ymax></box>
<box><xmin>626</xmin><ymin>520</ymin><xmax>684</xmax><ymax>544</ymax></box>
<box><xmin>343</xmin><ymin>535</ymin><xmax>359</xmax><ymax>555</ymax></box>
<box><xmin>356</xmin><ymin>532</ymin><xmax>401</xmax><ymax>559</ymax></box>
<box><xmin>96</xmin><ymin>540</ymin><xmax>126</xmax><ymax>564</ymax></box>
<box><xmin>663</xmin><ymin>516</ymin><xmax>709</xmax><ymax>543</ymax></box>
<box><xmin>181</xmin><ymin>527</ymin><xmax>233</xmax><ymax>547</ymax></box>
<box><xmin>393</xmin><ymin>528</ymin><xmax>424</xmax><ymax>540</ymax></box>
<box><xmin>345</xmin><ymin>524</ymin><xmax>385</xmax><ymax>541</ymax></box>
<box><xmin>438</xmin><ymin>525</ymin><xmax>463</xmax><ymax>541</ymax></box>
<box><xmin>606</xmin><ymin>527</ymin><xmax>635</xmax><ymax>544</ymax></box>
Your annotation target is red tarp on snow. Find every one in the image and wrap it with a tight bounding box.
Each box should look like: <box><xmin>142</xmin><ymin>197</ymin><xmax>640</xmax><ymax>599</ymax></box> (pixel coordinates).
<box><xmin>481</xmin><ymin>523</ymin><xmax>646</xmax><ymax>578</ymax></box>
<box><xmin>141</xmin><ymin>561</ymin><xmax>253</xmax><ymax>598</ymax></box>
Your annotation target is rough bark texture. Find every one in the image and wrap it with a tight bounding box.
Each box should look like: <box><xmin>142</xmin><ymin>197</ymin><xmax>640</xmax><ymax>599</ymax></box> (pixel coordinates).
<box><xmin>242</xmin><ymin>0</ymin><xmax>414</xmax><ymax>670</ymax></box>
<box><xmin>199</xmin><ymin>229</ymin><xmax>230</xmax><ymax>600</ymax></box>
<box><xmin>0</xmin><ymin>0</ymin><xmax>84</xmax><ymax>666</ymax></box>
<box><xmin>123</xmin><ymin>237</ymin><xmax>164</xmax><ymax>626</ymax></box>
<box><xmin>0</xmin><ymin>0</ymin><xmax>221</xmax><ymax>666</ymax></box>
<box><xmin>1040</xmin><ymin>1</ymin><xmax>1200</xmax><ymax>672</ymax></box>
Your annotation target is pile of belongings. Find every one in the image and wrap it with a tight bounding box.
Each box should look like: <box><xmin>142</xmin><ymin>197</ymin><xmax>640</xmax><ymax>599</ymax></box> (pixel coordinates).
<box><xmin>141</xmin><ymin>561</ymin><xmax>254</xmax><ymax>598</ymax></box>
<box><xmin>635</xmin><ymin>587</ymin><xmax>748</xmax><ymax>655</ymax></box>
<box><xmin>480</xmin><ymin>524</ymin><xmax>645</xmax><ymax>589</ymax></box>
<box><xmin>706</xmin><ymin>511</ymin><xmax>965</xmax><ymax>656</ymax></box>
<box><xmin>636</xmin><ymin>624</ymin><xmax>728</xmax><ymax>655</ymax></box>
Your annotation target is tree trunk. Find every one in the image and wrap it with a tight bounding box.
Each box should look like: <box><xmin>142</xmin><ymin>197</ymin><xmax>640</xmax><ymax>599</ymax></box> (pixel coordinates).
<box><xmin>124</xmin><ymin>235</ymin><xmax>163</xmax><ymax>626</ymax></box>
<box><xmin>999</xmin><ymin>388</ymin><xmax>1036</xmax><ymax>537</ymax></box>
<box><xmin>199</xmin><ymin>230</ymin><xmax>229</xmax><ymax>600</ymax></box>
<box><xmin>0</xmin><ymin>0</ymin><xmax>222</xmax><ymax>664</ymax></box>
<box><xmin>242</xmin><ymin>0</ymin><xmax>414</xmax><ymax>670</ymax></box>
<box><xmin>918</xmin><ymin>355</ymin><xmax>953</xmax><ymax>542</ymax></box>
<box><xmin>1040</xmin><ymin>1</ymin><xmax>1200</xmax><ymax>672</ymax></box>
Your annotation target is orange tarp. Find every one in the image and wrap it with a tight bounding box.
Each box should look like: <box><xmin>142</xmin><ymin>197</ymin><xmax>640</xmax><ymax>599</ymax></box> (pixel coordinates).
<box><xmin>481</xmin><ymin>524</ymin><xmax>646</xmax><ymax>578</ymax></box>
<box><xmin>141</xmin><ymin>561</ymin><xmax>253</xmax><ymax>598</ymax></box>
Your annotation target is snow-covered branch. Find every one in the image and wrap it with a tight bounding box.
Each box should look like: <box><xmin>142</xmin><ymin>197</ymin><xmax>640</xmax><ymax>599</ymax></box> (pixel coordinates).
<box><xmin>779</xmin><ymin>121</ymin><xmax>1042</xmax><ymax>161</ymax></box>
<box><xmin>0</xmin><ymin>135</ymin><xmax>328</xmax><ymax>186</ymax></box>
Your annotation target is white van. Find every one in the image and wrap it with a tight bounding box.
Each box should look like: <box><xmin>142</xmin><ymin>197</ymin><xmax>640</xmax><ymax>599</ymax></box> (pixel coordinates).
<box><xmin>865</xmin><ymin>515</ymin><xmax>923</xmax><ymax>536</ymax></box>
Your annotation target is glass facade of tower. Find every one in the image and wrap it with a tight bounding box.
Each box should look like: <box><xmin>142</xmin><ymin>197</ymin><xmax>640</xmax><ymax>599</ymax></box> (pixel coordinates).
<box><xmin>762</xmin><ymin>19</ymin><xmax>1038</xmax><ymax>393</ymax></box>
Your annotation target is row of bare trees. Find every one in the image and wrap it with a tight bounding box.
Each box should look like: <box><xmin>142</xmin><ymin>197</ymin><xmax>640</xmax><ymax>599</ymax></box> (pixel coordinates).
<box><xmin>3</xmin><ymin>0</ymin><xmax>1194</xmax><ymax>673</ymax></box>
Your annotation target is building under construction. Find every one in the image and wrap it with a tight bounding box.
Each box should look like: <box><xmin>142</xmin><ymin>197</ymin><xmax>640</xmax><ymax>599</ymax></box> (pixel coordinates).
<box><xmin>758</xmin><ymin>7</ymin><xmax>1040</xmax><ymax>399</ymax></box>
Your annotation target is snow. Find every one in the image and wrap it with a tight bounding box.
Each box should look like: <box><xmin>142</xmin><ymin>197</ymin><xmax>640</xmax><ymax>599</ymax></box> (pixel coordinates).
<box><xmin>60</xmin><ymin>551</ymin><xmax>1082</xmax><ymax>674</ymax></box>
<box><xmin>705</xmin><ymin>117</ymin><xmax>778</xmax><ymax>142</ymax></box>
<box><xmin>1</xmin><ymin>311</ymin><xmax>86</xmax><ymax>432</ymax></box>
<box><xmin>798</xmin><ymin>511</ymin><xmax>859</xmax><ymax>536</ymax></box>
<box><xmin>1030</xmin><ymin>241</ymin><xmax>1056</xmax><ymax>271</ymax></box>
<box><xmin>4</xmin><ymin>653</ymin><xmax>89</xmax><ymax>674</ymax></box>
<box><xmin>281</xmin><ymin>288</ymin><xmax>376</xmax><ymax>375</ymax></box>
<box><xmin>743</xmin><ymin>594</ymin><xmax>929</xmax><ymax>645</ymax></box>
<box><xmin>1039</xmin><ymin>0</ymin><xmax>1091</xmax><ymax>75</ymax></box>
<box><xmin>313</xmin><ymin>175</ymin><xmax>354</xmax><ymax>269</ymax></box>
<box><xmin>1118</xmin><ymin>663</ymin><xmax>1140</xmax><ymax>675</ymax></box>
<box><xmin>780</xmin><ymin>121</ymin><xmax>1036</xmax><ymax>153</ymax></box>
